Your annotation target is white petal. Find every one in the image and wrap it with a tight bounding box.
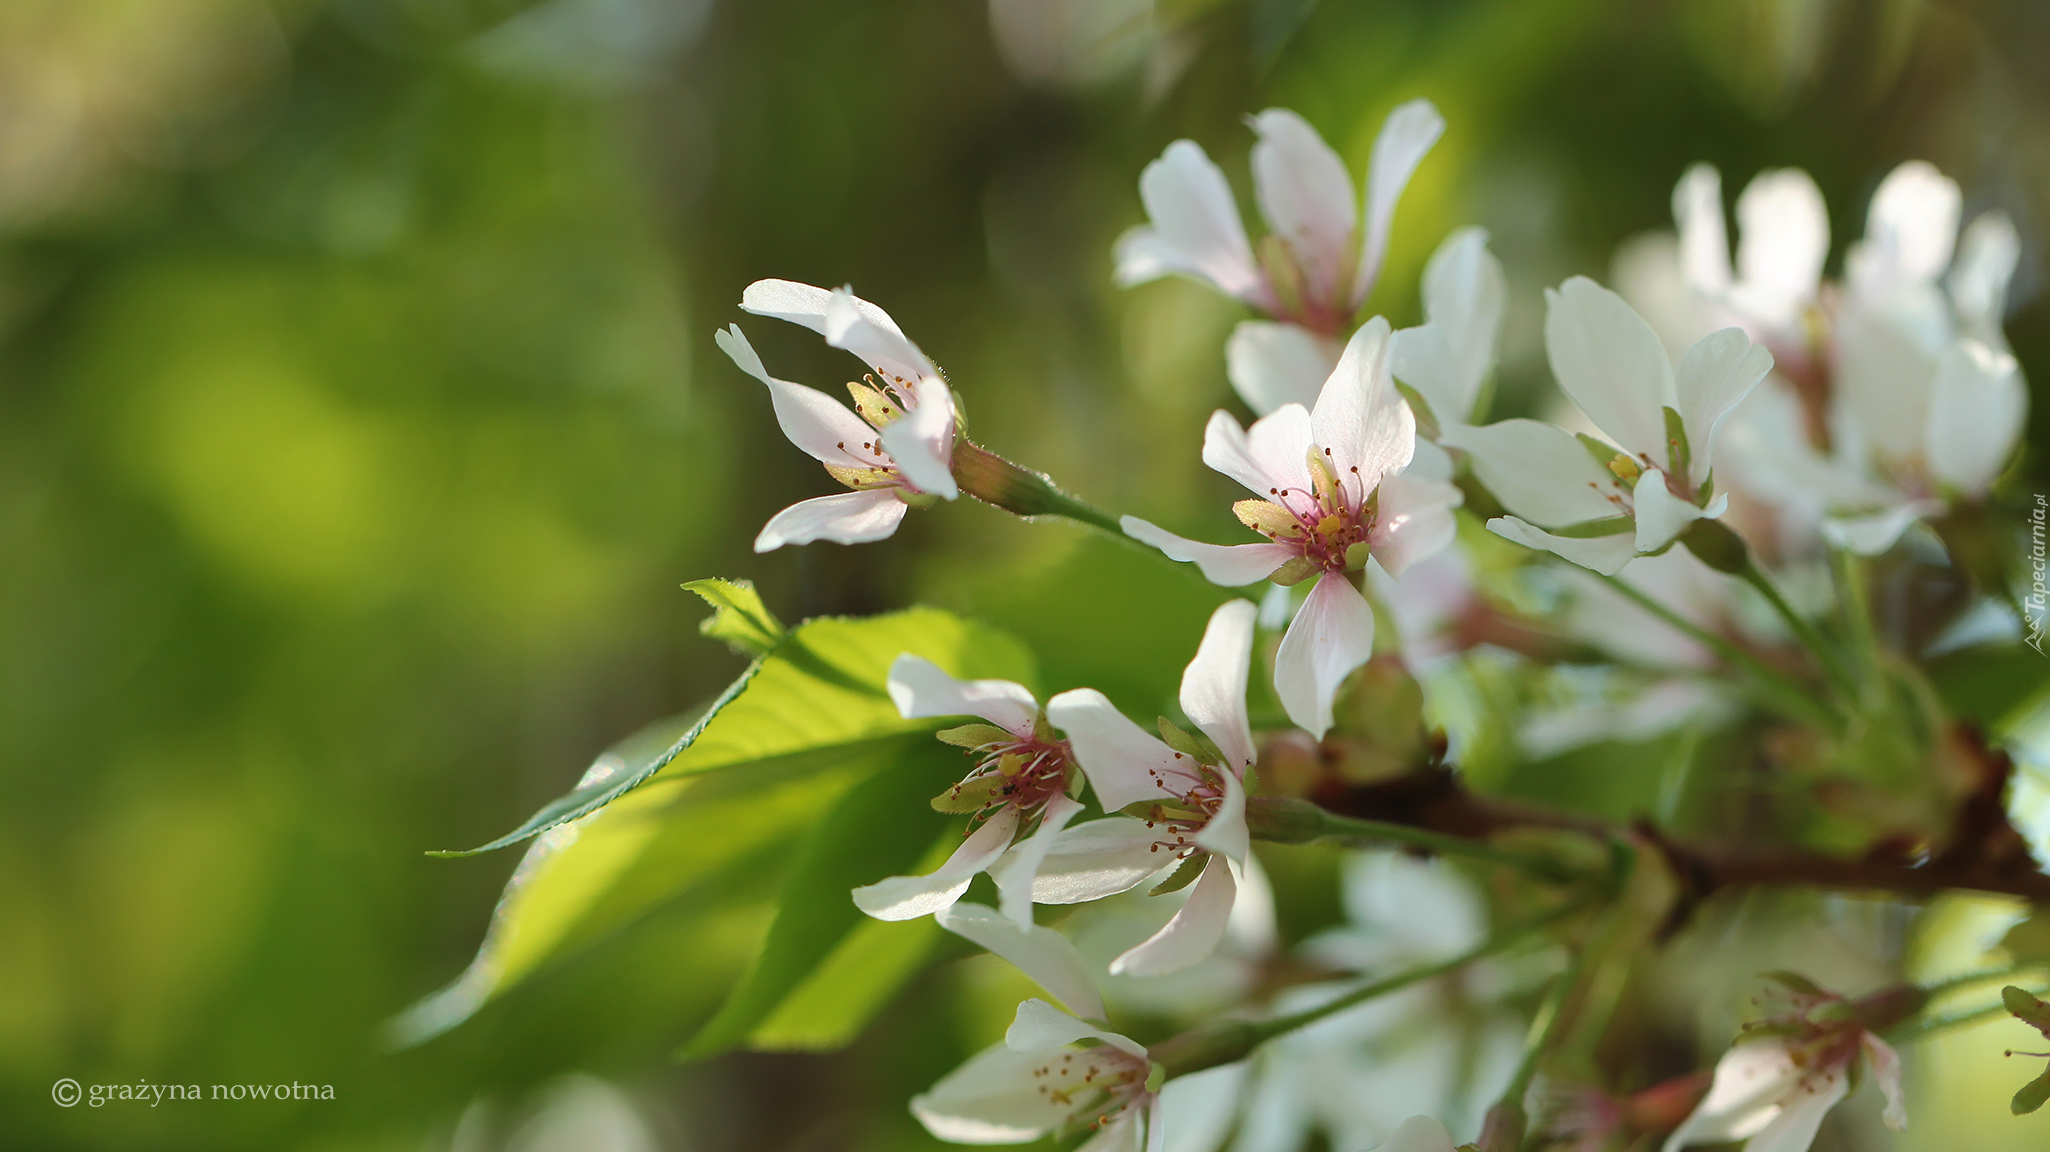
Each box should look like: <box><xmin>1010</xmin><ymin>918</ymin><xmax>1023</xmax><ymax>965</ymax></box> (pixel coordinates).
<box><xmin>754</xmin><ymin>490</ymin><xmax>908</xmax><ymax>552</ymax></box>
<box><xmin>1861</xmin><ymin>1033</ymin><xmax>1907</xmax><ymax>1130</ymax></box>
<box><xmin>1249</xmin><ymin>109</ymin><xmax>1358</xmax><ymax>307</ymax></box>
<box><xmin>1272</xmin><ymin>572</ymin><xmax>1375</xmax><ymax>739</ymax></box>
<box><xmin>991</xmin><ymin>794</ymin><xmax>1085</xmax><ymax>926</ymax></box>
<box><xmin>1438</xmin><ymin>418</ymin><xmax>1621</xmax><ymax>526</ymax></box>
<box><xmin>1632</xmin><ymin>471</ymin><xmax>1709</xmax><ymax>554</ymax></box>
<box><xmin>1660</xmin><ymin>1039</ymin><xmax>1803</xmax><ymax>1152</ymax></box>
<box><xmin>851</xmin><ymin>805</ymin><xmax>1020</xmax><ymax>921</ymax></box>
<box><xmin>1673</xmin><ymin>163</ymin><xmax>1732</xmax><ymax>295</ymax></box>
<box><xmin>1614</xmin><ymin>230</ymin><xmax>1714</xmax><ymax>355</ymax></box>
<box><xmin>1374</xmin><ymin>1115</ymin><xmax>1458</xmax><ymax>1152</ymax></box>
<box><xmin>717</xmin><ymin>324</ymin><xmax>891</xmax><ymax>469</ymax></box>
<box><xmin>1673</xmin><ymin>327</ymin><xmax>1773</xmax><ymax>484</ymax></box>
<box><xmin>1109</xmin><ymin>854</ymin><xmax>1238</xmax><ymax>976</ymax></box>
<box><xmin>1861</xmin><ymin>160</ymin><xmax>1960</xmax><ymax>287</ymax></box>
<box><xmin>878</xmin><ymin>375</ymin><xmax>960</xmax><ymax>498</ymax></box>
<box><xmin>1544</xmin><ymin>277</ymin><xmax>1678</xmax><ymax>463</ymax></box>
<box><xmin>1405</xmin><ymin>436</ymin><xmax>1455</xmax><ymax>482</ymax></box>
<box><xmin>1227</xmin><ymin>321</ymin><xmax>1339</xmax><ymax>417</ymax></box>
<box><xmin>1926</xmin><ymin>338</ymin><xmax>2024</xmax><ymax>496</ymax></box>
<box><xmin>1392</xmin><ymin>227</ymin><xmax>1505</xmax><ymax>425</ymax></box>
<box><xmin>1006</xmin><ymin>998</ymin><xmax>1149</xmax><ymax>1059</ymax></box>
<box><xmin>1339</xmin><ymin>851</ymin><xmax>1485</xmax><ymax>959</ymax></box>
<box><xmin>1313</xmin><ymin>316</ymin><xmax>1415</xmax><ymax>492</ymax></box>
<box><xmin>1819</xmin><ymin>500</ymin><xmax>1943</xmax><ymax>555</ymax></box>
<box><xmin>1029</xmin><ymin>817</ymin><xmax>1176</xmax><ymax>905</ymax></box>
<box><xmin>935</xmin><ymin>902</ymin><xmax>1106</xmax><ymax>1022</ymax></box>
<box><xmin>819</xmin><ymin>285</ymin><xmax>940</xmax><ymax>385</ymax></box>
<box><xmin>886</xmin><ymin>653</ymin><xmax>1038</xmax><ymax>734</ymax></box>
<box><xmin>1733</xmin><ymin>168</ymin><xmax>1828</xmax><ymax>325</ymax></box>
<box><xmin>1114</xmin><ymin>226</ymin><xmax>1189</xmax><ymax>287</ymax></box>
<box><xmin>1190</xmin><ymin>770</ymin><xmax>1249</xmax><ymax>862</ymax></box>
<box><xmin>1368</xmin><ymin>472</ymin><xmax>1461</xmax><ymax>579</ymax></box>
<box><xmin>1832</xmin><ymin>298</ymin><xmax>1942</xmax><ymax>460</ymax></box>
<box><xmin>1949</xmin><ymin>211</ymin><xmax>2020</xmax><ymax>348</ymax></box>
<box><xmin>911</xmin><ymin>1042</ymin><xmax>1073</xmax><ymax>1142</ymax></box>
<box><xmin>1180</xmin><ymin>600</ymin><xmax>1259</xmax><ymax>773</ymax></box>
<box><xmin>1353</xmin><ymin>98</ymin><xmax>1445</xmax><ymax>307</ymax></box>
<box><xmin>1487</xmin><ymin>516</ymin><xmax>1638</xmax><ymax>575</ymax></box>
<box><xmin>1204</xmin><ymin>405</ymin><xmax>1313</xmax><ymax>497</ymax></box>
<box><xmin>1158</xmin><ymin>1064</ymin><xmax>1248</xmax><ymax>1152</ymax></box>
<box><xmin>1077</xmin><ymin>1110</ymin><xmax>1146</xmax><ymax>1152</ymax></box>
<box><xmin>1736</xmin><ymin>1067</ymin><xmax>1847</xmax><ymax>1152</ymax></box>
<box><xmin>1046</xmin><ymin>689</ymin><xmax>1190</xmax><ymax>812</ymax></box>
<box><xmin>1120</xmin><ymin>517</ymin><xmax>1295</xmax><ymax>587</ymax></box>
<box><xmin>1135</xmin><ymin>140</ymin><xmax>1264</xmax><ymax>302</ymax></box>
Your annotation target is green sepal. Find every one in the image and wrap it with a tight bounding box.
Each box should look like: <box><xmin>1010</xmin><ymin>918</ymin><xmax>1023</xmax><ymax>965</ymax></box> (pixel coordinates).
<box><xmin>1157</xmin><ymin>718</ymin><xmax>1222</xmax><ymax>766</ymax></box>
<box><xmin>932</xmin><ymin>776</ymin><xmax>1006</xmax><ymax>814</ymax></box>
<box><xmin>684</xmin><ymin>578</ymin><xmax>786</xmax><ymax>656</ymax></box>
<box><xmin>1576</xmin><ymin>432</ymin><xmax>1621</xmax><ymax>470</ymax></box>
<box><xmin>1343</xmin><ymin>541</ymin><xmax>1374</xmax><ymax>570</ymax></box>
<box><xmin>1392</xmin><ymin>379</ymin><xmax>1440</xmax><ymax>441</ymax></box>
<box><xmin>2003</xmin><ymin>985</ymin><xmax>2050</xmax><ymax>1036</ymax></box>
<box><xmin>1270</xmin><ymin>556</ymin><xmax>1322</xmax><ymax>586</ymax></box>
<box><xmin>2013</xmin><ymin>1067</ymin><xmax>2050</xmax><ymax>1115</ymax></box>
<box><xmin>1148</xmin><ymin>853</ymin><xmax>1207</xmax><ymax>896</ymax></box>
<box><xmin>1679</xmin><ymin>517</ymin><xmax>1750</xmax><ymax>574</ymax></box>
<box><xmin>1761</xmin><ymin>969</ymin><xmax>1827</xmax><ymax>997</ymax></box>
<box><xmin>1547</xmin><ymin>514</ymin><xmax>1636</xmax><ymax>539</ymax></box>
<box><xmin>1696</xmin><ymin>469</ymin><xmax>1716</xmax><ymax>509</ymax></box>
<box><xmin>1663</xmin><ymin>406</ymin><xmax>1692</xmax><ymax>481</ymax></box>
<box><xmin>936</xmin><ymin>723</ymin><xmax>1011</xmax><ymax>749</ymax></box>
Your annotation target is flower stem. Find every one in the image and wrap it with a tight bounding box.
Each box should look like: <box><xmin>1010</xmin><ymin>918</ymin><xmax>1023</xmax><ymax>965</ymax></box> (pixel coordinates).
<box><xmin>1481</xmin><ymin>952</ymin><xmax>1585</xmax><ymax>1152</ymax></box>
<box><xmin>1589</xmin><ymin>571</ymin><xmax>1838</xmax><ymax>729</ymax></box>
<box><xmin>1828</xmin><ymin>547</ymin><xmax>1881</xmax><ymax>678</ymax></box>
<box><xmin>949</xmin><ymin>439</ymin><xmax>1123</xmax><ymax>535</ymax></box>
<box><xmin>1737</xmin><ymin>559</ymin><xmax>1857</xmax><ymax>700</ymax></box>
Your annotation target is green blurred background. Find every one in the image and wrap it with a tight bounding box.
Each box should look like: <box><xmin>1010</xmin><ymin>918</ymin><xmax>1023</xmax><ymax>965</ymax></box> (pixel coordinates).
<box><xmin>2</xmin><ymin>0</ymin><xmax>2045</xmax><ymax>1148</ymax></box>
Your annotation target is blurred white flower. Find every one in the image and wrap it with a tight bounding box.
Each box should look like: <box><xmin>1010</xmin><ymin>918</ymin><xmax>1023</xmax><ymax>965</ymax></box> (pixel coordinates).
<box><xmin>1124</xmin><ymin>320</ymin><xmax>1462</xmax><ymax>735</ymax></box>
<box><xmin>1442</xmin><ymin>277</ymin><xmax>1772</xmax><ymax>575</ymax></box>
<box><xmin>912</xmin><ymin>999</ymin><xmax>1162</xmax><ymax>1151</ymax></box>
<box><xmin>1392</xmin><ymin>227</ymin><xmax>1508</xmax><ymax>431</ymax></box>
<box><xmin>1116</xmin><ymin>102</ymin><xmax>1444</xmax><ymax>414</ymax></box>
<box><xmin>1663</xmin><ymin>1028</ymin><xmax>1903</xmax><ymax>1152</ymax></box>
<box><xmin>716</xmin><ymin>279</ymin><xmax>958</xmax><ymax>551</ymax></box>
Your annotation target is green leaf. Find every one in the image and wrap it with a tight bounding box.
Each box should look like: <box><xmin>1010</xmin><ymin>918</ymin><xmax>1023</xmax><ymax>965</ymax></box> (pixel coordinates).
<box><xmin>2013</xmin><ymin>1067</ymin><xmax>2050</xmax><ymax>1115</ymax></box>
<box><xmin>685</xmin><ymin>577</ymin><xmax>786</xmax><ymax>656</ymax></box>
<box><xmin>679</xmin><ymin>741</ymin><xmax>966</xmax><ymax>1058</ymax></box>
<box><xmin>1547</xmin><ymin>514</ymin><xmax>1636</xmax><ymax>539</ymax></box>
<box><xmin>2004</xmin><ymin>985</ymin><xmax>2050</xmax><ymax>1037</ymax></box>
<box><xmin>395</xmin><ymin>607</ymin><xmax>1037</xmax><ymax>1045</ymax></box>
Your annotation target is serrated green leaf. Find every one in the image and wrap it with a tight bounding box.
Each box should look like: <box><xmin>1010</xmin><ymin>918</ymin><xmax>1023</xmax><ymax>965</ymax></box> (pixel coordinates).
<box><xmin>2005</xmin><ymin>985</ymin><xmax>2050</xmax><ymax>1037</ymax></box>
<box><xmin>2013</xmin><ymin>1067</ymin><xmax>2050</xmax><ymax>1115</ymax></box>
<box><xmin>679</xmin><ymin>741</ymin><xmax>964</xmax><ymax>1059</ymax></box>
<box><xmin>685</xmin><ymin>577</ymin><xmax>786</xmax><ymax>655</ymax></box>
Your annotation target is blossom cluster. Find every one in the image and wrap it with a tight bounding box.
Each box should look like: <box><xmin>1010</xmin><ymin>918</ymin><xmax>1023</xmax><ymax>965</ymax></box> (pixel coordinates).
<box><xmin>714</xmin><ymin>96</ymin><xmax>2030</xmax><ymax>1152</ymax></box>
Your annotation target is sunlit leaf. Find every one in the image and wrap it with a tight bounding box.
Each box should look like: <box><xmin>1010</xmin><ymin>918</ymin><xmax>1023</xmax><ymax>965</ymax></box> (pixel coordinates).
<box><xmin>685</xmin><ymin>576</ymin><xmax>786</xmax><ymax>656</ymax></box>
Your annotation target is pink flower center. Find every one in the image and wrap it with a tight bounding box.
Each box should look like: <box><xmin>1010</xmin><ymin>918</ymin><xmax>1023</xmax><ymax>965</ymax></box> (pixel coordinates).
<box><xmin>940</xmin><ymin>732</ymin><xmax>1075</xmax><ymax>826</ymax></box>
<box><xmin>1250</xmin><ymin>451</ymin><xmax>1377</xmax><ymax>574</ymax></box>
<box><xmin>1133</xmin><ymin>758</ymin><xmax>1232</xmax><ymax>857</ymax></box>
<box><xmin>1030</xmin><ymin>1046</ymin><xmax>1150</xmax><ymax>1125</ymax></box>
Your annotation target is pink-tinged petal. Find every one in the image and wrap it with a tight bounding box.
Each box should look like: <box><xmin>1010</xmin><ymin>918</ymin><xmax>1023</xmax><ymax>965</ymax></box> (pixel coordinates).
<box><xmin>1006</xmin><ymin>998</ymin><xmax>1149</xmax><ymax>1059</ymax></box>
<box><xmin>1732</xmin><ymin>168</ymin><xmax>1828</xmax><ymax>326</ymax></box>
<box><xmin>1110</xmin><ymin>853</ymin><xmax>1238</xmax><ymax>976</ymax></box>
<box><xmin>878</xmin><ymin>375</ymin><xmax>960</xmax><ymax>499</ymax></box>
<box><xmin>1950</xmin><ymin>211</ymin><xmax>2020</xmax><ymax>349</ymax></box>
<box><xmin>1438</xmin><ymin>418</ymin><xmax>1620</xmax><ymax>527</ymax></box>
<box><xmin>1735</xmin><ymin>1067</ymin><xmax>1848</xmax><ymax>1152</ymax></box>
<box><xmin>820</xmin><ymin>287</ymin><xmax>940</xmax><ymax>391</ymax></box>
<box><xmin>1312</xmin><ymin>317</ymin><xmax>1415</xmax><ymax>493</ymax></box>
<box><xmin>1633</xmin><ymin>470</ymin><xmax>1708</xmax><ymax>553</ymax></box>
<box><xmin>1378</xmin><ymin>1115</ymin><xmax>1459</xmax><ymax>1152</ymax></box>
<box><xmin>1227</xmin><ymin>321</ymin><xmax>1338</xmax><ymax>416</ymax></box>
<box><xmin>911</xmin><ymin>1042</ymin><xmax>1074</xmax><ymax>1142</ymax></box>
<box><xmin>1369</xmin><ymin>472</ymin><xmax>1461</xmax><ymax>579</ymax></box>
<box><xmin>1544</xmin><ymin>277</ymin><xmax>1678</xmax><ymax>463</ymax></box>
<box><xmin>1203</xmin><ymin>406</ymin><xmax>1312</xmax><ymax>497</ymax></box>
<box><xmin>1121</xmin><ymin>517</ymin><xmax>1295</xmax><ymax>587</ymax></box>
<box><xmin>935</xmin><ymin>902</ymin><xmax>1106</xmax><ymax>1022</ymax></box>
<box><xmin>1660</xmin><ymin>1038</ymin><xmax>1802</xmax><ymax>1152</ymax></box>
<box><xmin>1047</xmin><ymin>688</ymin><xmax>1190</xmax><ymax>812</ymax></box>
<box><xmin>886</xmin><ymin>653</ymin><xmax>1038</xmax><ymax>733</ymax></box>
<box><xmin>1392</xmin><ymin>227</ymin><xmax>1505</xmax><ymax>426</ymax></box>
<box><xmin>1133</xmin><ymin>140</ymin><xmax>1264</xmax><ymax>302</ymax></box>
<box><xmin>754</xmin><ymin>490</ymin><xmax>908</xmax><ymax>553</ymax></box>
<box><xmin>1860</xmin><ymin>1033</ymin><xmax>1906</xmax><ymax>1130</ymax></box>
<box><xmin>990</xmin><ymin>794</ymin><xmax>1085</xmax><ymax>926</ymax></box>
<box><xmin>1487</xmin><ymin>516</ymin><xmax>1639</xmax><ymax>576</ymax></box>
<box><xmin>1927</xmin><ymin>338</ymin><xmax>2024</xmax><ymax>497</ymax></box>
<box><xmin>716</xmin><ymin>324</ymin><xmax>889</xmax><ymax>470</ymax></box>
<box><xmin>1353</xmin><ymin>98</ymin><xmax>1445</xmax><ymax>308</ymax></box>
<box><xmin>1819</xmin><ymin>500</ymin><xmax>1943</xmax><ymax>556</ymax></box>
<box><xmin>1180</xmin><ymin>600</ymin><xmax>1258</xmax><ymax>773</ymax></box>
<box><xmin>852</xmin><ymin>805</ymin><xmax>1021</xmax><ymax>921</ymax></box>
<box><xmin>1272</xmin><ymin>572</ymin><xmax>1375</xmax><ymax>739</ymax></box>
<box><xmin>1859</xmin><ymin>161</ymin><xmax>1960</xmax><ymax>288</ymax></box>
<box><xmin>1249</xmin><ymin>108</ymin><xmax>1357</xmax><ymax>306</ymax></box>
<box><xmin>1190</xmin><ymin>771</ymin><xmax>1248</xmax><ymax>862</ymax></box>
<box><xmin>1029</xmin><ymin>817</ymin><xmax>1177</xmax><ymax>904</ymax></box>
<box><xmin>1145</xmin><ymin>1093</ymin><xmax>1167</xmax><ymax>1152</ymax></box>
<box><xmin>1673</xmin><ymin>163</ymin><xmax>1732</xmax><ymax>296</ymax></box>
<box><xmin>1674</xmin><ymin>327</ymin><xmax>1773</xmax><ymax>485</ymax></box>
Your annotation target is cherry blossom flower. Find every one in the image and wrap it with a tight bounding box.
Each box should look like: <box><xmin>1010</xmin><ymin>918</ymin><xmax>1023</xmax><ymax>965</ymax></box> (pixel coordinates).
<box><xmin>1124</xmin><ymin>319</ymin><xmax>1461</xmax><ymax>735</ymax></box>
<box><xmin>911</xmin><ymin>998</ymin><xmax>1164</xmax><ymax>1152</ymax></box>
<box><xmin>1115</xmin><ymin>102</ymin><xmax>1444</xmax><ymax>415</ymax></box>
<box><xmin>1663</xmin><ymin>984</ymin><xmax>1905</xmax><ymax>1152</ymax></box>
<box><xmin>716</xmin><ymin>279</ymin><xmax>959</xmax><ymax>552</ymax></box>
<box><xmin>1391</xmin><ymin>226</ymin><xmax>1508</xmax><ymax>431</ymax></box>
<box><xmin>852</xmin><ymin>655</ymin><xmax>1082</xmax><ymax>925</ymax></box>
<box><xmin>1441</xmin><ymin>278</ymin><xmax>1772</xmax><ymax>575</ymax></box>
<box><xmin>1027</xmin><ymin>600</ymin><xmax>1259</xmax><ymax>976</ymax></box>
